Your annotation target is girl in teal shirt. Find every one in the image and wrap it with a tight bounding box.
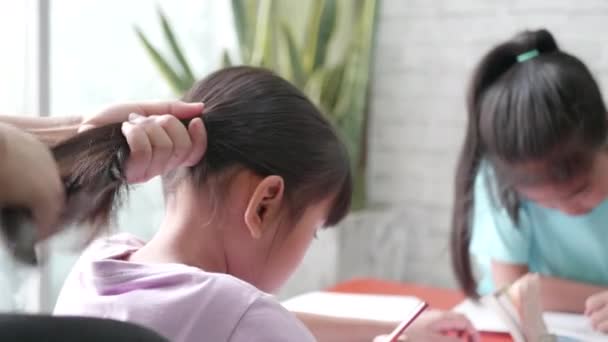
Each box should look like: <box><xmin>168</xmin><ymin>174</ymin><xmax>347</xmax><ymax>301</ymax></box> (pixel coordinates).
<box><xmin>451</xmin><ymin>28</ymin><xmax>608</xmax><ymax>332</ymax></box>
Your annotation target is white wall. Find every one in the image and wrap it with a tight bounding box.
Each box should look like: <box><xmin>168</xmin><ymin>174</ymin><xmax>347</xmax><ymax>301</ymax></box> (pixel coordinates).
<box><xmin>0</xmin><ymin>1</ymin><xmax>28</xmax><ymax>114</ymax></box>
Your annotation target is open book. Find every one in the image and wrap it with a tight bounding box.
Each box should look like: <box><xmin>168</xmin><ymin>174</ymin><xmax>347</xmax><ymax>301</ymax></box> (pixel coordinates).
<box><xmin>453</xmin><ymin>295</ymin><xmax>606</xmax><ymax>341</ymax></box>
<box><xmin>282</xmin><ymin>291</ymin><xmax>424</xmax><ymax>323</ymax></box>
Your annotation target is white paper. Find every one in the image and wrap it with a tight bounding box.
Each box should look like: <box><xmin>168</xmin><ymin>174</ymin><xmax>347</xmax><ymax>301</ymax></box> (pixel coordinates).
<box><xmin>545</xmin><ymin>312</ymin><xmax>608</xmax><ymax>342</ymax></box>
<box><xmin>452</xmin><ymin>299</ymin><xmax>510</xmax><ymax>332</ymax></box>
<box><xmin>453</xmin><ymin>299</ymin><xmax>608</xmax><ymax>341</ymax></box>
<box><xmin>281</xmin><ymin>291</ymin><xmax>424</xmax><ymax>322</ymax></box>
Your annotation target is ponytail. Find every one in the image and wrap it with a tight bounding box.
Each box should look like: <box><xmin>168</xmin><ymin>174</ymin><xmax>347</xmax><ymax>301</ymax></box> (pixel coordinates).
<box><xmin>0</xmin><ymin>123</ymin><xmax>132</xmax><ymax>264</ymax></box>
<box><xmin>451</xmin><ymin>28</ymin><xmax>606</xmax><ymax>297</ymax></box>
<box><xmin>2</xmin><ymin>66</ymin><xmax>353</xmax><ymax>265</ymax></box>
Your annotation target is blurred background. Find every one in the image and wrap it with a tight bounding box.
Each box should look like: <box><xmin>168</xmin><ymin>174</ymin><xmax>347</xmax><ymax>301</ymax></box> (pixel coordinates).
<box><xmin>1</xmin><ymin>0</ymin><xmax>608</xmax><ymax>313</ymax></box>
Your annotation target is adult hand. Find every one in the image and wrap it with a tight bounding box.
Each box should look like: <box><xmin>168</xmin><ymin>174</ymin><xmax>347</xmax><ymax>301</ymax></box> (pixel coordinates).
<box><xmin>0</xmin><ymin>123</ymin><xmax>64</xmax><ymax>238</ymax></box>
<box><xmin>80</xmin><ymin>101</ymin><xmax>206</xmax><ymax>183</ymax></box>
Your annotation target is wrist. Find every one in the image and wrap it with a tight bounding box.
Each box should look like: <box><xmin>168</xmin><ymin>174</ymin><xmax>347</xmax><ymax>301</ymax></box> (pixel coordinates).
<box><xmin>27</xmin><ymin>116</ymin><xmax>82</xmax><ymax>146</ymax></box>
<box><xmin>28</xmin><ymin>126</ymin><xmax>80</xmax><ymax>146</ymax></box>
<box><xmin>0</xmin><ymin>124</ymin><xmax>21</xmax><ymax>189</ymax></box>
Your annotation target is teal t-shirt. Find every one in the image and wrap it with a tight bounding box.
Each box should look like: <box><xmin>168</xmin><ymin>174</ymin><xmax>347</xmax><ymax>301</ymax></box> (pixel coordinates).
<box><xmin>470</xmin><ymin>165</ymin><xmax>608</xmax><ymax>294</ymax></box>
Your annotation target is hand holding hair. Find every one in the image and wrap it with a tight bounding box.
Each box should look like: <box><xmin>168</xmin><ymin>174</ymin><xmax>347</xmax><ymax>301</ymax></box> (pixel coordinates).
<box><xmin>1</xmin><ymin>102</ymin><xmax>206</xmax><ymax>264</ymax></box>
<box><xmin>120</xmin><ymin>113</ymin><xmax>206</xmax><ymax>183</ymax></box>
<box><xmin>0</xmin><ymin>123</ymin><xmax>64</xmax><ymax>240</ymax></box>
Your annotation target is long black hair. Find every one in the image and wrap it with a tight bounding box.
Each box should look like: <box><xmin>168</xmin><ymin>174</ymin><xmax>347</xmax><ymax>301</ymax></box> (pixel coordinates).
<box><xmin>451</xmin><ymin>29</ymin><xmax>607</xmax><ymax>297</ymax></box>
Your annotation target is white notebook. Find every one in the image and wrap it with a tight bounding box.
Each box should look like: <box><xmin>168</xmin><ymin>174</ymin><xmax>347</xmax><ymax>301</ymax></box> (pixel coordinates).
<box><xmin>453</xmin><ymin>299</ymin><xmax>608</xmax><ymax>341</ymax></box>
<box><xmin>281</xmin><ymin>291</ymin><xmax>424</xmax><ymax>323</ymax></box>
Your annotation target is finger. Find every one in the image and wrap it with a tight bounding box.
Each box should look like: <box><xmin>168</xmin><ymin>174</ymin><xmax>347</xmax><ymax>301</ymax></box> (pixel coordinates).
<box><xmin>430</xmin><ymin>312</ymin><xmax>473</xmax><ymax>331</ymax></box>
<box><xmin>372</xmin><ymin>335</ymin><xmax>405</xmax><ymax>342</ymax></box>
<box><xmin>409</xmin><ymin>330</ymin><xmax>461</xmax><ymax>342</ymax></box>
<box><xmin>78</xmin><ymin>123</ymin><xmax>95</xmax><ymax>133</ymax></box>
<box><xmin>80</xmin><ymin>105</ymin><xmax>144</xmax><ymax>132</ymax></box>
<box><xmin>138</xmin><ymin>101</ymin><xmax>204</xmax><ymax>119</ymax></box>
<box><xmin>141</xmin><ymin>118</ymin><xmax>174</xmax><ymax>181</ymax></box>
<box><xmin>431</xmin><ymin>313</ymin><xmax>479</xmax><ymax>340</ymax></box>
<box><xmin>451</xmin><ymin>328</ymin><xmax>480</xmax><ymax>342</ymax></box>
<box><xmin>463</xmin><ymin>328</ymin><xmax>480</xmax><ymax>342</ymax></box>
<box><xmin>81</xmin><ymin>101</ymin><xmax>203</xmax><ymax>132</ymax></box>
<box><xmin>436</xmin><ymin>335</ymin><xmax>461</xmax><ymax>342</ymax></box>
<box><xmin>434</xmin><ymin>322</ymin><xmax>477</xmax><ymax>339</ymax></box>
<box><xmin>155</xmin><ymin>115</ymin><xmax>192</xmax><ymax>173</ymax></box>
<box><xmin>183</xmin><ymin>117</ymin><xmax>207</xmax><ymax>167</ymax></box>
<box><xmin>470</xmin><ymin>330</ymin><xmax>481</xmax><ymax>342</ymax></box>
<box><xmin>122</xmin><ymin>122</ymin><xmax>152</xmax><ymax>183</ymax></box>
<box><xmin>596</xmin><ymin>319</ymin><xmax>608</xmax><ymax>333</ymax></box>
<box><xmin>128</xmin><ymin>112</ymin><xmax>146</xmax><ymax>124</ymax></box>
<box><xmin>586</xmin><ymin>293</ymin><xmax>607</xmax><ymax>316</ymax></box>
<box><xmin>590</xmin><ymin>307</ymin><xmax>608</xmax><ymax>330</ymax></box>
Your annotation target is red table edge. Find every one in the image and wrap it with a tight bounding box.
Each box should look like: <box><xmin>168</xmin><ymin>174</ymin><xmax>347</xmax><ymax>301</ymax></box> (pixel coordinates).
<box><xmin>328</xmin><ymin>278</ymin><xmax>512</xmax><ymax>342</ymax></box>
<box><xmin>328</xmin><ymin>277</ymin><xmax>465</xmax><ymax>310</ymax></box>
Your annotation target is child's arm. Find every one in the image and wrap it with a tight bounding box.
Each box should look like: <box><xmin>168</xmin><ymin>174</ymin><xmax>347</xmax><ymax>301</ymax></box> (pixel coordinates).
<box><xmin>492</xmin><ymin>261</ymin><xmax>607</xmax><ymax>312</ymax></box>
<box><xmin>585</xmin><ymin>291</ymin><xmax>608</xmax><ymax>332</ymax></box>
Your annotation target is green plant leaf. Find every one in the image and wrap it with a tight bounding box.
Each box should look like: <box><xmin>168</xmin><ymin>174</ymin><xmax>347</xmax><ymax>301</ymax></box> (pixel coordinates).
<box><xmin>281</xmin><ymin>22</ymin><xmax>306</xmax><ymax>88</ymax></box>
<box><xmin>313</xmin><ymin>0</ymin><xmax>337</xmax><ymax>69</ymax></box>
<box><xmin>320</xmin><ymin>62</ymin><xmax>346</xmax><ymax>114</ymax></box>
<box><xmin>265</xmin><ymin>2</ymin><xmax>279</xmax><ymax>71</ymax></box>
<box><xmin>134</xmin><ymin>27</ymin><xmax>189</xmax><ymax>95</ymax></box>
<box><xmin>332</xmin><ymin>57</ymin><xmax>356</xmax><ymax>123</ymax></box>
<box><xmin>136</xmin><ymin>0</ymin><xmax>379</xmax><ymax>209</ymax></box>
<box><xmin>158</xmin><ymin>7</ymin><xmax>195</xmax><ymax>86</ymax></box>
<box><xmin>334</xmin><ymin>0</ymin><xmax>377</xmax><ymax>123</ymax></box>
<box><xmin>304</xmin><ymin>69</ymin><xmax>327</xmax><ymax>113</ymax></box>
<box><xmin>303</xmin><ymin>0</ymin><xmax>337</xmax><ymax>73</ymax></box>
<box><xmin>250</xmin><ymin>0</ymin><xmax>273</xmax><ymax>66</ymax></box>
<box><xmin>231</xmin><ymin>0</ymin><xmax>252</xmax><ymax>63</ymax></box>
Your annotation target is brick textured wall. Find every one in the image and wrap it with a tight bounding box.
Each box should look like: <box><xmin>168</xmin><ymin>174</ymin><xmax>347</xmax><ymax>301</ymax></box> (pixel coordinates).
<box><xmin>354</xmin><ymin>0</ymin><xmax>608</xmax><ymax>287</ymax></box>
<box><xmin>285</xmin><ymin>0</ymin><xmax>608</xmax><ymax>296</ymax></box>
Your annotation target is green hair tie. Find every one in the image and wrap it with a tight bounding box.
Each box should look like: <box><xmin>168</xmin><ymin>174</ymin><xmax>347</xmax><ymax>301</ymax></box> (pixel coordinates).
<box><xmin>517</xmin><ymin>49</ymin><xmax>539</xmax><ymax>62</ymax></box>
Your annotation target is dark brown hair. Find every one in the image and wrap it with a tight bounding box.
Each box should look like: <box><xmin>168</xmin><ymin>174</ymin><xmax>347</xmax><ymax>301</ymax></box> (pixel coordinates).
<box><xmin>3</xmin><ymin>66</ymin><xmax>352</xmax><ymax>264</ymax></box>
<box><xmin>451</xmin><ymin>29</ymin><xmax>607</xmax><ymax>297</ymax></box>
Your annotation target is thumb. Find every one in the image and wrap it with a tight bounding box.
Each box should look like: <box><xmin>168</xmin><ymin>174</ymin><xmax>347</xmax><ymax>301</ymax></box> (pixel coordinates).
<box><xmin>30</xmin><ymin>197</ymin><xmax>63</xmax><ymax>240</ymax></box>
<box><xmin>586</xmin><ymin>293</ymin><xmax>607</xmax><ymax>316</ymax></box>
<box><xmin>27</xmin><ymin>177</ymin><xmax>65</xmax><ymax>240</ymax></box>
<box><xmin>78</xmin><ymin>123</ymin><xmax>94</xmax><ymax>133</ymax></box>
<box><xmin>167</xmin><ymin>101</ymin><xmax>204</xmax><ymax>120</ymax></box>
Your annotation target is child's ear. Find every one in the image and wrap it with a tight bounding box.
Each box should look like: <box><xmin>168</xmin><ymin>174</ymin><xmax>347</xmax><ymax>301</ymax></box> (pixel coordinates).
<box><xmin>244</xmin><ymin>175</ymin><xmax>285</xmax><ymax>239</ymax></box>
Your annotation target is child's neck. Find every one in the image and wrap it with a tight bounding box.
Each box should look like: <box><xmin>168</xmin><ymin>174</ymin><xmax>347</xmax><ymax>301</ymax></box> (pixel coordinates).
<box><xmin>128</xmin><ymin>188</ymin><xmax>229</xmax><ymax>274</ymax></box>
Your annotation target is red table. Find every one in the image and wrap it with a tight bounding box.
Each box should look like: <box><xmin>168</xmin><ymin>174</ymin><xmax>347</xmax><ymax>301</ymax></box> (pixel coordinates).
<box><xmin>329</xmin><ymin>278</ymin><xmax>511</xmax><ymax>342</ymax></box>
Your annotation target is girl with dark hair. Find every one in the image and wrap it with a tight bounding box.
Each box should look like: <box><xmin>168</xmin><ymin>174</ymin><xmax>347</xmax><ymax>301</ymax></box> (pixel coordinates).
<box><xmin>451</xmin><ymin>28</ymin><xmax>608</xmax><ymax>331</ymax></box>
<box><xmin>49</xmin><ymin>66</ymin><xmax>476</xmax><ymax>341</ymax></box>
